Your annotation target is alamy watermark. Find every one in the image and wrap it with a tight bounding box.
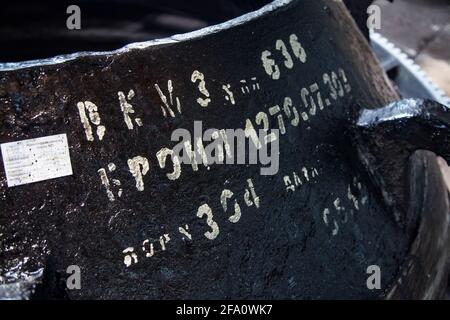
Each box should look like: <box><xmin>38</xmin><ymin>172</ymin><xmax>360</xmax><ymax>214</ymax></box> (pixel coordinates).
<box><xmin>366</xmin><ymin>265</ymin><xmax>381</xmax><ymax>290</ymax></box>
<box><xmin>66</xmin><ymin>5</ymin><xmax>81</xmax><ymax>30</ymax></box>
<box><xmin>167</xmin><ymin>121</ymin><xmax>279</xmax><ymax>176</ymax></box>
<box><xmin>367</xmin><ymin>4</ymin><xmax>381</xmax><ymax>31</ymax></box>
<box><xmin>66</xmin><ymin>265</ymin><xmax>81</xmax><ymax>290</ymax></box>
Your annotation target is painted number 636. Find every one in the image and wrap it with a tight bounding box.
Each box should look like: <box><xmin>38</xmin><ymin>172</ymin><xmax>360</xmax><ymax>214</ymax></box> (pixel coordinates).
<box><xmin>261</xmin><ymin>33</ymin><xmax>307</xmax><ymax>80</ymax></box>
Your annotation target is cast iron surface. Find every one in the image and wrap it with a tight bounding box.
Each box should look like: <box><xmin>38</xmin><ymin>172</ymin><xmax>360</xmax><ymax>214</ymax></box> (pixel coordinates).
<box><xmin>0</xmin><ymin>0</ymin><xmax>448</xmax><ymax>299</ymax></box>
<box><xmin>356</xmin><ymin>99</ymin><xmax>450</xmax><ymax>298</ymax></box>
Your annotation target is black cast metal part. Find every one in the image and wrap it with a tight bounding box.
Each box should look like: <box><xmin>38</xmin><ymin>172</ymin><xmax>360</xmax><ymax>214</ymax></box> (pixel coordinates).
<box><xmin>0</xmin><ymin>0</ymin><xmax>449</xmax><ymax>299</ymax></box>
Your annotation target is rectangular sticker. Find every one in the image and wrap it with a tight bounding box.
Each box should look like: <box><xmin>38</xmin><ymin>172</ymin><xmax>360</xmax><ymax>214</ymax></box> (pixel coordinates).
<box><xmin>1</xmin><ymin>134</ymin><xmax>73</xmax><ymax>187</ymax></box>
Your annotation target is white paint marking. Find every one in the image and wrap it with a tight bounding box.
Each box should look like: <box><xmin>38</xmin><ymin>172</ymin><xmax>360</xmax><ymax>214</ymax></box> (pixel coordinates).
<box><xmin>127</xmin><ymin>156</ymin><xmax>149</xmax><ymax>191</ymax></box>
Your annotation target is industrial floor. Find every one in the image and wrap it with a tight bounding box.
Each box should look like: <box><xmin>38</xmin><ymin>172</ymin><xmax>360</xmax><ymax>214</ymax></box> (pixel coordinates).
<box><xmin>376</xmin><ymin>0</ymin><xmax>450</xmax><ymax>96</ymax></box>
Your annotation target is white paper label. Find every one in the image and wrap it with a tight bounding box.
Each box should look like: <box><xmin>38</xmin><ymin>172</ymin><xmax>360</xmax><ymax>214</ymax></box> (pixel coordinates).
<box><xmin>1</xmin><ymin>134</ymin><xmax>73</xmax><ymax>187</ymax></box>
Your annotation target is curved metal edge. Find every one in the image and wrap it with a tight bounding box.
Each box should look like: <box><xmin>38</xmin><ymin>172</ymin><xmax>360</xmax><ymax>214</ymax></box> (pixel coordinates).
<box><xmin>386</xmin><ymin>150</ymin><xmax>450</xmax><ymax>299</ymax></box>
<box><xmin>0</xmin><ymin>0</ymin><xmax>292</xmax><ymax>72</ymax></box>
<box><xmin>357</xmin><ymin>98</ymin><xmax>424</xmax><ymax>127</ymax></box>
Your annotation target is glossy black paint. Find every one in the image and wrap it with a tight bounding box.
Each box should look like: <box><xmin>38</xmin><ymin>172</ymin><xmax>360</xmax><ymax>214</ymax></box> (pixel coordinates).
<box><xmin>0</xmin><ymin>0</ymin><xmax>448</xmax><ymax>299</ymax></box>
